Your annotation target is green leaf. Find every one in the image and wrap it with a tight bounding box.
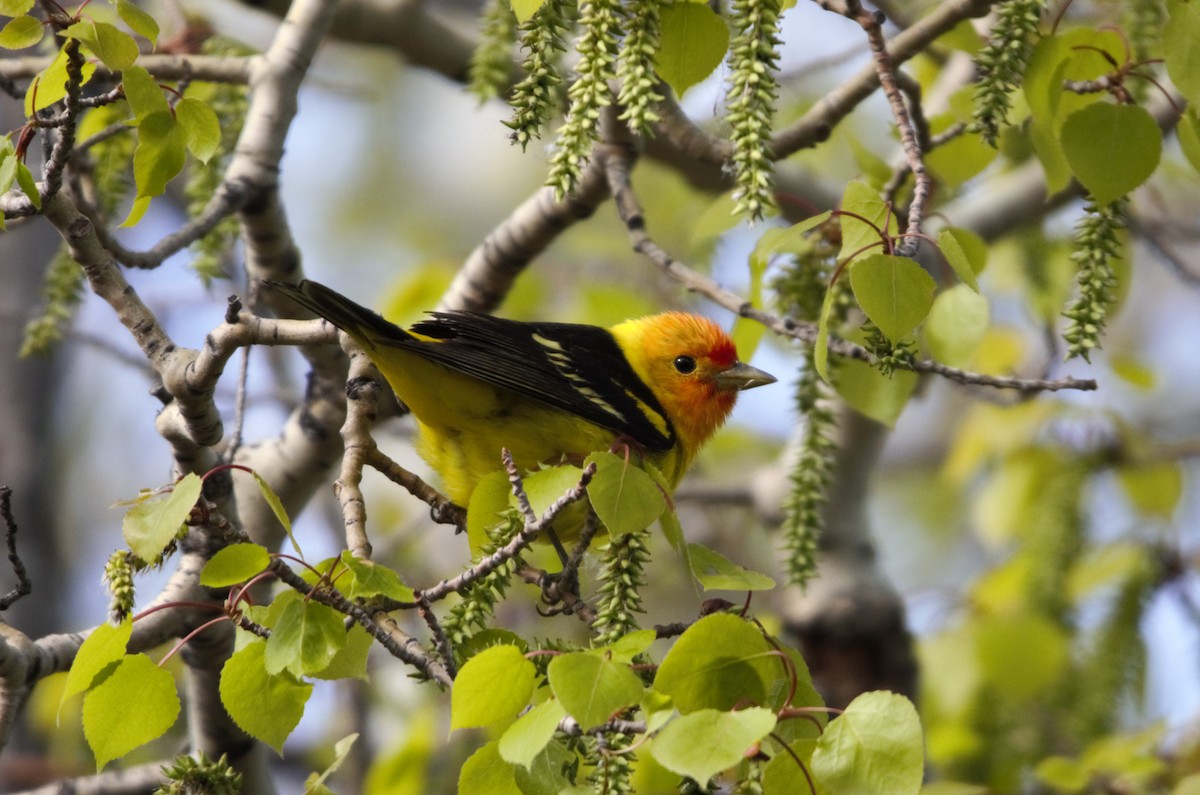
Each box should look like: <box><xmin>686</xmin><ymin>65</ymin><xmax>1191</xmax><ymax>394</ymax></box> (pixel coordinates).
<box><xmin>599</xmin><ymin>628</ymin><xmax>657</xmax><ymax>663</ymax></box>
<box><xmin>0</xmin><ymin>15</ymin><xmax>43</xmax><ymax>49</ymax></box>
<box><xmin>306</xmin><ymin>733</ymin><xmax>358</xmax><ymax>794</ymax></box>
<box><xmin>117</xmin><ymin>0</ymin><xmax>159</xmax><ymax>45</ymax></box>
<box><xmin>200</xmin><ymin>542</ymin><xmax>270</xmax><ymax>587</ymax></box>
<box><xmin>15</xmin><ymin>160</ymin><xmax>39</xmax><ymax>207</ymax></box>
<box><xmin>1118</xmin><ymin>462</ymin><xmax>1183</xmax><ymax>519</ymax></box>
<box><xmin>750</xmin><ymin>212</ymin><xmax>833</xmax><ymax>263</ymax></box>
<box><xmin>838</xmin><ymin>180</ymin><xmax>895</xmax><ymax>260</ymax></box>
<box><xmin>814</xmin><ymin>283</ymin><xmax>836</xmax><ymax>381</ymax></box>
<box><xmin>1030</xmin><ymin>114</ymin><xmax>1072</xmax><ymax>195</ymax></box>
<box><xmin>926</xmin><ymin>128</ymin><xmax>995</xmax><ymax>186</ymax></box>
<box><xmin>1066</xmin><ymin>543</ymin><xmax>1150</xmax><ymax>604</ymax></box>
<box><xmin>763</xmin><ymin>738</ymin><xmax>819</xmax><ymax>793</ymax></box>
<box><xmin>127</xmin><ymin>109</ymin><xmax>186</xmax><ymax>223</ymax></box>
<box><xmin>650</xmin><ymin>707</ymin><xmax>776</xmax><ymax>784</ymax></box>
<box><xmin>122</xmin><ymin>472</ymin><xmax>202</xmax><ymax>562</ymax></box>
<box><xmin>937</xmin><ymin>228</ymin><xmax>984</xmax><ymax>292</ymax></box>
<box><xmin>832</xmin><ymin>351</ymin><xmax>917</xmax><ymax>428</ymax></box>
<box><xmin>849</xmin><ymin>136</ymin><xmax>892</xmax><ymax>187</ymax></box>
<box><xmin>656</xmin><ymin>3</ymin><xmax>729</xmax><ymax>97</ymax></box>
<box><xmin>62</xmin><ymin>619</ymin><xmax>132</xmax><ymax>708</ymax></box>
<box><xmin>975</xmin><ymin>612</ymin><xmax>1068</xmax><ymax>699</ymax></box>
<box><xmin>121</xmin><ymin>64</ymin><xmax>168</xmax><ymax>121</ymax></box>
<box><xmin>176</xmin><ymin>96</ymin><xmax>220</xmax><ymax>163</ymax></box>
<box><xmin>810</xmin><ymin>691</ymin><xmax>924</xmax><ymax>795</ymax></box>
<box><xmin>1165</xmin><ymin>0</ymin><xmax>1200</xmax><ymax>109</ymax></box>
<box><xmin>468</xmin><ymin>470</ymin><xmax>513</xmax><ymax>557</ymax></box>
<box><xmin>63</xmin><ymin>20</ymin><xmax>138</xmax><ymax>71</ymax></box>
<box><xmin>520</xmin><ymin>464</ymin><xmax>585</xmax><ymax>520</ymax></box>
<box><xmin>687</xmin><ymin>543</ymin><xmax>775</xmax><ymax>591</ymax></box>
<box><xmin>83</xmin><ymin>654</ymin><xmax>180</xmax><ymax>769</ymax></box>
<box><xmin>264</xmin><ymin>592</ymin><xmax>347</xmax><ymax>676</ymax></box>
<box><xmin>220</xmin><ymin>640</ymin><xmax>312</xmax><ymax>753</ymax></box>
<box><xmin>692</xmin><ymin>191</ymin><xmax>743</xmax><ymax>245</ymax></box>
<box><xmin>25</xmin><ymin>46</ymin><xmax>97</xmax><ymax>115</ymax></box>
<box><xmin>547</xmin><ymin>651</ymin><xmax>645</xmax><ymax>730</ymax></box>
<box><xmin>1061</xmin><ymin>103</ymin><xmax>1161</xmax><ymax>205</ymax></box>
<box><xmin>511</xmin><ymin>0</ymin><xmax>546</xmax><ymax>25</ymax></box>
<box><xmin>849</xmin><ymin>254</ymin><xmax>936</xmax><ymax>344</ymax></box>
<box><xmin>339</xmin><ymin>550</ymin><xmax>415</xmax><ymax>601</ymax></box>
<box><xmin>512</xmin><ymin>739</ymin><xmax>578</xmax><ymax>795</ymax></box>
<box><xmin>653</xmin><ymin>613</ymin><xmax>781</xmax><ymax>713</ymax></box>
<box><xmin>0</xmin><ymin>0</ymin><xmax>34</xmax><ymax>15</ymax></box>
<box><xmin>643</xmin><ymin>462</ymin><xmax>686</xmax><ymax>556</ymax></box>
<box><xmin>924</xmin><ymin>285</ymin><xmax>990</xmax><ymax>367</ymax></box>
<box><xmin>498</xmin><ymin>698</ymin><xmax>566</xmax><ymax>768</ymax></box>
<box><xmin>1034</xmin><ymin>756</ymin><xmax>1090</xmax><ymax>792</ymax></box>
<box><xmin>0</xmin><ymin>151</ymin><xmax>16</xmax><ymax>227</ymax></box>
<box><xmin>122</xmin><ymin>196</ymin><xmax>151</xmax><ymax>228</ymax></box>
<box><xmin>310</xmin><ymin>624</ymin><xmax>373</xmax><ymax>681</ymax></box>
<box><xmin>585</xmin><ymin>451</ymin><xmax>666</xmax><ymax>537</ymax></box>
<box><xmin>459</xmin><ymin>741</ymin><xmax>522</xmax><ymax>795</ymax></box>
<box><xmin>1174</xmin><ymin>773</ymin><xmax>1200</xmax><ymax>795</ymax></box>
<box><xmin>252</xmin><ymin>471</ymin><xmax>304</xmax><ymax>559</ymax></box>
<box><xmin>1178</xmin><ymin>109</ymin><xmax>1200</xmax><ymax>175</ymax></box>
<box><xmin>451</xmin><ymin>645</ymin><xmax>537</xmax><ymax>731</ymax></box>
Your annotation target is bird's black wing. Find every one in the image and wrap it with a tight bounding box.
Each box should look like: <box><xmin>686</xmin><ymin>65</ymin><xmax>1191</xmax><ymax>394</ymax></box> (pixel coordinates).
<box><xmin>402</xmin><ymin>312</ymin><xmax>676</xmax><ymax>451</ymax></box>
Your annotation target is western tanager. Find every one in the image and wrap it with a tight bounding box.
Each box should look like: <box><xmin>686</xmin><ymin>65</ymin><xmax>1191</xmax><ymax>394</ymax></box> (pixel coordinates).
<box><xmin>271</xmin><ymin>279</ymin><xmax>776</xmax><ymax>508</ymax></box>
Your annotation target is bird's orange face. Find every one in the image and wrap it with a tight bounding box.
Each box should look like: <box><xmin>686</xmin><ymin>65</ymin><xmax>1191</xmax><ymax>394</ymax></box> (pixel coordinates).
<box><xmin>612</xmin><ymin>312</ymin><xmax>775</xmax><ymax>460</ymax></box>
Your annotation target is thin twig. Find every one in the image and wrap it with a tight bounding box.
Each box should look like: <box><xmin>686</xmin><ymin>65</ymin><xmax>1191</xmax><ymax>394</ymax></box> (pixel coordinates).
<box><xmin>597</xmin><ymin>134</ymin><xmax>1096</xmax><ymax>394</ymax></box>
<box><xmin>417</xmin><ymin>462</ymin><xmax>597</xmax><ymax>605</ymax></box>
<box><xmin>0</xmin><ymin>488</ymin><xmax>32</xmax><ymax>610</ymax></box>
<box><xmin>825</xmin><ymin>0</ymin><xmax>932</xmax><ymax>256</ymax></box>
<box><xmin>270</xmin><ymin>559</ymin><xmax>453</xmax><ymax>686</ymax></box>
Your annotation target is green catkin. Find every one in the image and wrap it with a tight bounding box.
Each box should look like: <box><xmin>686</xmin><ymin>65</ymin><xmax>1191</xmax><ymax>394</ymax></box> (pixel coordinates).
<box><xmin>1063</xmin><ymin>199</ymin><xmax>1126</xmax><ymax>361</ymax></box>
<box><xmin>616</xmin><ymin>0</ymin><xmax>662</xmax><ymax>137</ymax></box>
<box><xmin>588</xmin><ymin>732</ymin><xmax>634</xmax><ymax>794</ymax></box>
<box><xmin>155</xmin><ymin>752</ymin><xmax>241</xmax><ymax>795</ymax></box>
<box><xmin>781</xmin><ymin>356</ymin><xmax>836</xmax><ymax>589</ymax></box>
<box><xmin>771</xmin><ymin>226</ymin><xmax>842</xmax><ymax>589</ymax></box>
<box><xmin>102</xmin><ymin>549</ymin><xmax>140</xmax><ymax>624</ymax></box>
<box><xmin>725</xmin><ymin>0</ymin><xmax>783</xmax><ymax>221</ymax></box>
<box><xmin>547</xmin><ymin>0</ymin><xmax>623</xmax><ymax>196</ymax></box>
<box><xmin>468</xmin><ymin>0</ymin><xmax>517</xmax><ymax>103</ymax></box>
<box><xmin>439</xmin><ymin>514</ymin><xmax>521</xmax><ymax>654</ymax></box>
<box><xmin>591</xmin><ymin>528</ymin><xmax>649</xmax><ymax>646</ymax></box>
<box><xmin>971</xmin><ymin>0</ymin><xmax>1046</xmax><ymax>147</ymax></box>
<box><xmin>19</xmin><ymin>247</ymin><xmax>84</xmax><ymax>357</ymax></box>
<box><xmin>505</xmin><ymin>0</ymin><xmax>569</xmax><ymax>151</ymax></box>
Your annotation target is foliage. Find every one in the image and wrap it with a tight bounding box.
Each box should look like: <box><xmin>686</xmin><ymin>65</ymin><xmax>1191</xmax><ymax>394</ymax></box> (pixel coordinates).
<box><xmin>1</xmin><ymin>0</ymin><xmax>1198</xmax><ymax>793</ymax></box>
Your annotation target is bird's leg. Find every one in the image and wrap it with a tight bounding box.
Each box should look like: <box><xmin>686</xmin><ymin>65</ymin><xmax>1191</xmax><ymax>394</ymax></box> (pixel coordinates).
<box><xmin>609</xmin><ymin>434</ymin><xmax>648</xmax><ymax>466</ymax></box>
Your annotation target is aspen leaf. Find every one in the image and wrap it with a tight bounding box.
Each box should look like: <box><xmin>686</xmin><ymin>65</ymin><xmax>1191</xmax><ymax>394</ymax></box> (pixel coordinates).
<box><xmin>656</xmin><ymin>3</ymin><xmax>729</xmax><ymax>97</ymax></box>
<box><xmin>451</xmin><ymin>645</ymin><xmax>536</xmax><ymax>731</ymax></box>
<box><xmin>811</xmin><ymin>691</ymin><xmax>924</xmax><ymax>795</ymax></box>
<box><xmin>0</xmin><ymin>15</ymin><xmax>42</xmax><ymax>49</ymax></box>
<box><xmin>849</xmin><ymin>254</ymin><xmax>936</xmax><ymax>343</ymax></box>
<box><xmin>650</xmin><ymin>708</ymin><xmax>776</xmax><ymax>784</ymax></box>
<box><xmin>1061</xmin><ymin>103</ymin><xmax>1161</xmax><ymax>205</ymax></box>
<box><xmin>83</xmin><ymin>654</ymin><xmax>179</xmax><ymax>769</ymax></box>
<box><xmin>220</xmin><ymin>640</ymin><xmax>312</xmax><ymax>753</ymax></box>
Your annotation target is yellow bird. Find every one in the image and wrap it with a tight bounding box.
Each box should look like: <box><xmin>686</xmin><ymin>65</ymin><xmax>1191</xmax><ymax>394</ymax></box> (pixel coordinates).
<box><xmin>270</xmin><ymin>280</ymin><xmax>775</xmax><ymax>511</ymax></box>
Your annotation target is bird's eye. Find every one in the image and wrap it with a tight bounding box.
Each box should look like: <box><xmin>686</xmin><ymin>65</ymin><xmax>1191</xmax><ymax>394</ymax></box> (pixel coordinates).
<box><xmin>673</xmin><ymin>355</ymin><xmax>697</xmax><ymax>374</ymax></box>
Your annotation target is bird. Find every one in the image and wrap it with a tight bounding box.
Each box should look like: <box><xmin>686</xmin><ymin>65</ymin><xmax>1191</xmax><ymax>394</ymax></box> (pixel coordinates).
<box><xmin>269</xmin><ymin>279</ymin><xmax>776</xmax><ymax>519</ymax></box>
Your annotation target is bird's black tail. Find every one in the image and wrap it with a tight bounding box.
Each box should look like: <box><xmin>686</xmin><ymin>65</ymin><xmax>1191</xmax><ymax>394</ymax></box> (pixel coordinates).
<box><xmin>265</xmin><ymin>279</ymin><xmax>409</xmax><ymax>349</ymax></box>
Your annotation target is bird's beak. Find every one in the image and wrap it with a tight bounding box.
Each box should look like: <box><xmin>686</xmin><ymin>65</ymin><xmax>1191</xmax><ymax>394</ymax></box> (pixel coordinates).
<box><xmin>715</xmin><ymin>362</ymin><xmax>777</xmax><ymax>391</ymax></box>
